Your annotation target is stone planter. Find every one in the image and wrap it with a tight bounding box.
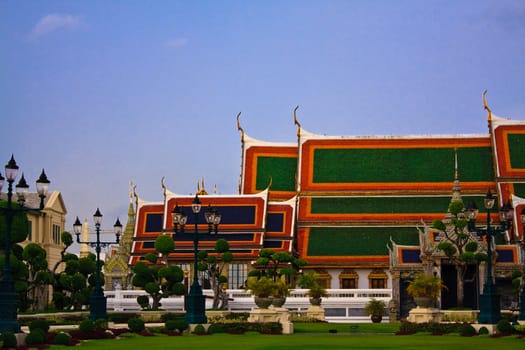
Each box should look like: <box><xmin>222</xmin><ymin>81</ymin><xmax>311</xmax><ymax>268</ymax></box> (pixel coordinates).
<box><xmin>271</xmin><ymin>296</ymin><xmax>287</xmax><ymax>308</ymax></box>
<box><xmin>414</xmin><ymin>296</ymin><xmax>434</xmax><ymax>308</ymax></box>
<box><xmin>309</xmin><ymin>297</ymin><xmax>322</xmax><ymax>306</ymax></box>
<box><xmin>254</xmin><ymin>296</ymin><xmax>273</xmax><ymax>309</ymax></box>
<box><xmin>371</xmin><ymin>315</ymin><xmax>383</xmax><ymax>323</ymax></box>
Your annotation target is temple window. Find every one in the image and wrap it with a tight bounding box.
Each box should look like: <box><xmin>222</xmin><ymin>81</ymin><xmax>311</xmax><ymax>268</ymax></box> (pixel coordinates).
<box><xmin>228</xmin><ymin>263</ymin><xmax>248</xmax><ymax>289</ymax></box>
<box><xmin>368</xmin><ymin>269</ymin><xmax>388</xmax><ymax>289</ymax></box>
<box><xmin>339</xmin><ymin>269</ymin><xmax>359</xmax><ymax>289</ymax></box>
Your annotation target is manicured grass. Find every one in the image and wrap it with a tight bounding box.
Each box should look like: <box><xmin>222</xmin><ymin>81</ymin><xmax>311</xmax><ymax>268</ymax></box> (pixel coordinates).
<box><xmin>294</xmin><ymin>322</ymin><xmax>399</xmax><ymax>333</ymax></box>
<box><xmin>47</xmin><ymin>332</ymin><xmax>523</xmax><ymax>350</ymax></box>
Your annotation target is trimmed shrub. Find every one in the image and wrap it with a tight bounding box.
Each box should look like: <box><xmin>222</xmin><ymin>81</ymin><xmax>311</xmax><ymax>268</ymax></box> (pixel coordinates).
<box><xmin>460</xmin><ymin>324</ymin><xmax>477</xmax><ymax>336</ymax></box>
<box><xmin>207</xmin><ymin>323</ymin><xmax>225</xmax><ymax>334</ymax></box>
<box><xmin>29</xmin><ymin>318</ymin><xmax>50</xmax><ymax>333</ymax></box>
<box><xmin>128</xmin><ymin>317</ymin><xmax>146</xmax><ymax>333</ymax></box>
<box><xmin>94</xmin><ymin>318</ymin><xmax>108</xmax><ymax>331</ymax></box>
<box><xmin>0</xmin><ymin>332</ymin><xmax>17</xmax><ymax>348</ymax></box>
<box><xmin>478</xmin><ymin>326</ymin><xmax>489</xmax><ymax>335</ymax></box>
<box><xmin>79</xmin><ymin>319</ymin><xmax>96</xmax><ymax>333</ymax></box>
<box><xmin>496</xmin><ymin>319</ymin><xmax>514</xmax><ymax>334</ymax></box>
<box><xmin>170</xmin><ymin>318</ymin><xmax>188</xmax><ymax>333</ymax></box>
<box><xmin>137</xmin><ymin>295</ymin><xmax>150</xmax><ymax>310</ymax></box>
<box><xmin>25</xmin><ymin>329</ymin><xmax>46</xmax><ymax>345</ymax></box>
<box><xmin>193</xmin><ymin>324</ymin><xmax>206</xmax><ymax>334</ymax></box>
<box><xmin>165</xmin><ymin>320</ymin><xmax>178</xmax><ymax>331</ymax></box>
<box><xmin>54</xmin><ymin>332</ymin><xmax>72</xmax><ymax>346</ymax></box>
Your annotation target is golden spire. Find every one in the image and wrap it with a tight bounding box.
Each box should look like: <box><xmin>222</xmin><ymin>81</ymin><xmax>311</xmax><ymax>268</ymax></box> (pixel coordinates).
<box><xmin>197</xmin><ymin>177</ymin><xmax>208</xmax><ymax>195</ymax></box>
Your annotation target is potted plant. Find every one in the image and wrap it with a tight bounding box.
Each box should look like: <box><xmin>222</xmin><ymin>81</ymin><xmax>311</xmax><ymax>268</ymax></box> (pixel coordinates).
<box><xmin>271</xmin><ymin>279</ymin><xmax>290</xmax><ymax>307</ymax></box>
<box><xmin>247</xmin><ymin>276</ymin><xmax>274</xmax><ymax>308</ymax></box>
<box><xmin>298</xmin><ymin>272</ymin><xmax>328</xmax><ymax>306</ymax></box>
<box><xmin>364</xmin><ymin>298</ymin><xmax>386</xmax><ymax>323</ymax></box>
<box><xmin>406</xmin><ymin>273</ymin><xmax>446</xmax><ymax>307</ymax></box>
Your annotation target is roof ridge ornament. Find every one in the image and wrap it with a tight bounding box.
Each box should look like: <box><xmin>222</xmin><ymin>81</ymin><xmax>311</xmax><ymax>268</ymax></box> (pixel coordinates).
<box><xmin>483</xmin><ymin>89</ymin><xmax>492</xmax><ymax>127</ymax></box>
<box><xmin>293</xmin><ymin>105</ymin><xmax>301</xmax><ymax>139</ymax></box>
<box><xmin>236</xmin><ymin>112</ymin><xmax>244</xmax><ymax>143</ymax></box>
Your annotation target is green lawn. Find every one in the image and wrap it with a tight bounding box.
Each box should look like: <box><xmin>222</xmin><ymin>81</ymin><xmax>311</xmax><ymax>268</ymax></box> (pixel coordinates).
<box><xmin>46</xmin><ymin>332</ymin><xmax>523</xmax><ymax>350</ymax></box>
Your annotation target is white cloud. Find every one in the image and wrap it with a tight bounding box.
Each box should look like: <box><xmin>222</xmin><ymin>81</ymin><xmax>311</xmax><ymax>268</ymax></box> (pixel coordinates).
<box><xmin>30</xmin><ymin>13</ymin><xmax>82</xmax><ymax>39</ymax></box>
<box><xmin>164</xmin><ymin>37</ymin><xmax>189</xmax><ymax>49</ymax></box>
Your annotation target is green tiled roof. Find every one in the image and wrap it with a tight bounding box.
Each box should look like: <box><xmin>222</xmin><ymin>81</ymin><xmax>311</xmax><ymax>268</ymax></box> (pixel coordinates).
<box><xmin>508</xmin><ymin>133</ymin><xmax>525</xmax><ymax>168</ymax></box>
<box><xmin>307</xmin><ymin>226</ymin><xmax>419</xmax><ymax>256</ymax></box>
<box><xmin>256</xmin><ymin>156</ymin><xmax>297</xmax><ymax>191</ymax></box>
<box><xmin>310</xmin><ymin>195</ymin><xmax>489</xmax><ymax>214</ymax></box>
<box><xmin>312</xmin><ymin>147</ymin><xmax>493</xmax><ymax>183</ymax></box>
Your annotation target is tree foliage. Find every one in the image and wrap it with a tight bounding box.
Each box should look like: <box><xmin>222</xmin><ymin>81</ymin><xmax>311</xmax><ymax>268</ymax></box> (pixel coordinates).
<box><xmin>197</xmin><ymin>238</ymin><xmax>234</xmax><ymax>309</ymax></box>
<box><xmin>131</xmin><ymin>235</ymin><xmax>184</xmax><ymax>310</ymax></box>
<box><xmin>431</xmin><ymin>200</ymin><xmax>488</xmax><ymax>307</ymax></box>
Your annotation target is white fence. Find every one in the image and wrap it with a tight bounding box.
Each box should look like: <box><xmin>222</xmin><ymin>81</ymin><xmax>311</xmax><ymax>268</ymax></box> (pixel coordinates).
<box><xmin>105</xmin><ymin>288</ymin><xmax>392</xmax><ymax>323</ymax></box>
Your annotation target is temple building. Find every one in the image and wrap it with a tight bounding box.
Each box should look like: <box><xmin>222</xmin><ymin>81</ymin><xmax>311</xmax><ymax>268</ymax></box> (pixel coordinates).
<box><xmin>116</xmin><ymin>93</ymin><xmax>525</xmax><ymax>318</ymax></box>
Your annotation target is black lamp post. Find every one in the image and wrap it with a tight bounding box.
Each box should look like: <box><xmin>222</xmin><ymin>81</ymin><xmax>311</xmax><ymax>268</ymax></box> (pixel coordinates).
<box><xmin>0</xmin><ymin>155</ymin><xmax>50</xmax><ymax>333</ymax></box>
<box><xmin>519</xmin><ymin>208</ymin><xmax>525</xmax><ymax>321</ymax></box>
<box><xmin>465</xmin><ymin>189</ymin><xmax>513</xmax><ymax>324</ymax></box>
<box><xmin>73</xmin><ymin>209</ymin><xmax>122</xmax><ymax>321</ymax></box>
<box><xmin>171</xmin><ymin>194</ymin><xmax>221</xmax><ymax>324</ymax></box>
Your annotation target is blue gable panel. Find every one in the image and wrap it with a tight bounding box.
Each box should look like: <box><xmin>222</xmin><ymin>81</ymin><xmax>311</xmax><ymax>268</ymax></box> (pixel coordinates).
<box><xmin>178</xmin><ymin>205</ymin><xmax>257</xmax><ymax>225</ymax></box>
<box><xmin>267</xmin><ymin>213</ymin><xmax>284</xmax><ymax>232</ymax></box>
<box><xmin>401</xmin><ymin>249</ymin><xmax>421</xmax><ymax>263</ymax></box>
<box><xmin>496</xmin><ymin>249</ymin><xmax>514</xmax><ymax>263</ymax></box>
<box><xmin>145</xmin><ymin>213</ymin><xmax>163</xmax><ymax>232</ymax></box>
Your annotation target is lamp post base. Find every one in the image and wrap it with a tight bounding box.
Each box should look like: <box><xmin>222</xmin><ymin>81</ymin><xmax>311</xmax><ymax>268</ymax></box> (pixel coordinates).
<box><xmin>89</xmin><ymin>292</ymin><xmax>108</xmax><ymax>321</ymax></box>
<box><xmin>185</xmin><ymin>283</ymin><xmax>207</xmax><ymax>324</ymax></box>
<box><xmin>0</xmin><ymin>288</ymin><xmax>20</xmax><ymax>333</ymax></box>
<box><xmin>478</xmin><ymin>289</ymin><xmax>501</xmax><ymax>324</ymax></box>
<box><xmin>519</xmin><ymin>290</ymin><xmax>525</xmax><ymax>321</ymax></box>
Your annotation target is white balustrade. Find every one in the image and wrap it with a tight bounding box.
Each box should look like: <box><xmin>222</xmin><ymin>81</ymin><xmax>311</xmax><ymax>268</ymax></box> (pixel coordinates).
<box><xmin>105</xmin><ymin>288</ymin><xmax>392</xmax><ymax>323</ymax></box>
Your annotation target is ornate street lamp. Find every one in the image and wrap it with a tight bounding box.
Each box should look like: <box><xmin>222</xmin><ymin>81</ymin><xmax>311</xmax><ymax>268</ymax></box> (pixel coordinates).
<box><xmin>519</xmin><ymin>208</ymin><xmax>525</xmax><ymax>321</ymax></box>
<box><xmin>73</xmin><ymin>209</ymin><xmax>122</xmax><ymax>321</ymax></box>
<box><xmin>465</xmin><ymin>189</ymin><xmax>513</xmax><ymax>324</ymax></box>
<box><xmin>0</xmin><ymin>155</ymin><xmax>50</xmax><ymax>333</ymax></box>
<box><xmin>171</xmin><ymin>194</ymin><xmax>221</xmax><ymax>324</ymax></box>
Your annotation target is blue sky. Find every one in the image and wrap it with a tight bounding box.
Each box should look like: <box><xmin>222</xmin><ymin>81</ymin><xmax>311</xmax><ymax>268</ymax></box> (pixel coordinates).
<box><xmin>1</xmin><ymin>1</ymin><xmax>524</xmax><ymax>238</ymax></box>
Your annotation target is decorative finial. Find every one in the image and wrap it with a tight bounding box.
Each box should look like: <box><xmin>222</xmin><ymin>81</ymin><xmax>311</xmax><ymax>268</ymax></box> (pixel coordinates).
<box><xmin>129</xmin><ymin>180</ymin><xmax>135</xmax><ymax>203</ymax></box>
<box><xmin>236</xmin><ymin>112</ymin><xmax>244</xmax><ymax>143</ymax></box>
<box><xmin>293</xmin><ymin>105</ymin><xmax>301</xmax><ymax>138</ymax></box>
<box><xmin>483</xmin><ymin>89</ymin><xmax>492</xmax><ymax>126</ymax></box>
<box><xmin>161</xmin><ymin>176</ymin><xmax>167</xmax><ymax>197</ymax></box>
<box><xmin>214</xmin><ymin>184</ymin><xmax>217</xmax><ymax>194</ymax></box>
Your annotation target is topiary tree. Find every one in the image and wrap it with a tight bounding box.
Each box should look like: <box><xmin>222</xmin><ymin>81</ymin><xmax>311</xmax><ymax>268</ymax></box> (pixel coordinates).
<box><xmin>131</xmin><ymin>235</ymin><xmax>185</xmax><ymax>310</ymax></box>
<box><xmin>22</xmin><ymin>243</ymin><xmax>54</xmax><ymax>311</ymax></box>
<box><xmin>53</xmin><ymin>254</ymin><xmax>96</xmax><ymax>310</ymax></box>
<box><xmin>197</xmin><ymin>238</ymin><xmax>233</xmax><ymax>309</ymax></box>
<box><xmin>432</xmin><ymin>200</ymin><xmax>488</xmax><ymax>307</ymax></box>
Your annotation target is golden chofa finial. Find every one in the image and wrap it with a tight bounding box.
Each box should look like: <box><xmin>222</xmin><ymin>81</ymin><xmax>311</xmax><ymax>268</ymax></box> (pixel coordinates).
<box><xmin>293</xmin><ymin>105</ymin><xmax>301</xmax><ymax>138</ymax></box>
<box><xmin>483</xmin><ymin>89</ymin><xmax>492</xmax><ymax>125</ymax></box>
<box><xmin>236</xmin><ymin>112</ymin><xmax>244</xmax><ymax>143</ymax></box>
<box><xmin>197</xmin><ymin>177</ymin><xmax>208</xmax><ymax>195</ymax></box>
